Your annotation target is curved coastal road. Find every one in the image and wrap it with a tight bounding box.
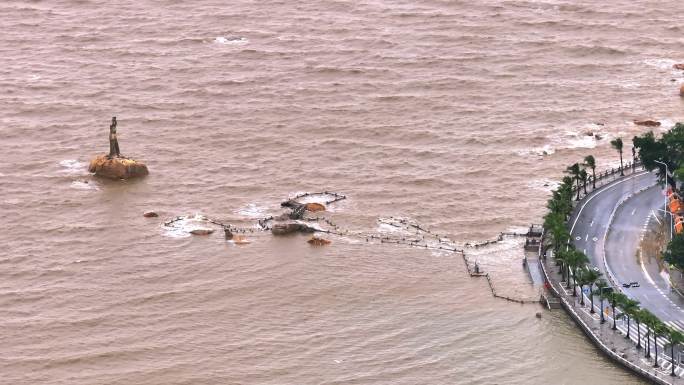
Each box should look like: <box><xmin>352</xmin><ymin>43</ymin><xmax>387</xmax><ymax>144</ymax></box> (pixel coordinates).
<box><xmin>571</xmin><ymin>170</ymin><xmax>684</xmax><ymax>327</ymax></box>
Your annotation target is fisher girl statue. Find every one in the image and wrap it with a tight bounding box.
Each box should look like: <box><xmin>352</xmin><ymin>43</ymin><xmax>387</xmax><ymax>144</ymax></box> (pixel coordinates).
<box><xmin>108</xmin><ymin>116</ymin><xmax>121</xmax><ymax>158</ymax></box>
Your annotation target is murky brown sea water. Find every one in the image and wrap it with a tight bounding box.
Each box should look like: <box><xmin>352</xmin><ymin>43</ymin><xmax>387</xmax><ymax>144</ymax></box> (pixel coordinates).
<box><xmin>3</xmin><ymin>1</ymin><xmax>684</xmax><ymax>384</ymax></box>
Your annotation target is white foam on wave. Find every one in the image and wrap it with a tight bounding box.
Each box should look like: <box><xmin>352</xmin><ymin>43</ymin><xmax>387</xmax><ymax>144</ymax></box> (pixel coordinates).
<box><xmin>644</xmin><ymin>58</ymin><xmax>678</xmax><ymax>71</ymax></box>
<box><xmin>562</xmin><ymin>122</ymin><xmax>611</xmax><ymax>150</ymax></box>
<box><xmin>658</xmin><ymin>118</ymin><xmax>676</xmax><ymax>130</ymax></box>
<box><xmin>58</xmin><ymin>159</ymin><xmax>88</xmax><ymax>176</ymax></box>
<box><xmin>430</xmin><ymin>249</ymin><xmax>453</xmax><ymax>257</ymax></box>
<box><xmin>162</xmin><ymin>213</ymin><xmax>212</xmax><ymax>239</ymax></box>
<box><xmin>237</xmin><ymin>203</ymin><xmax>268</xmax><ymax>218</ymax></box>
<box><xmin>616</xmin><ymin>81</ymin><xmax>640</xmax><ymax>90</ymax></box>
<box><xmin>515</xmin><ymin>144</ymin><xmax>555</xmax><ymax>158</ymax></box>
<box><xmin>516</xmin><ymin>122</ymin><xmax>612</xmax><ymax>161</ymax></box>
<box><xmin>565</xmin><ymin>132</ymin><xmax>598</xmax><ymax>149</ymax></box>
<box><xmin>213</xmin><ymin>36</ymin><xmax>248</xmax><ymax>45</ymax></box>
<box><xmin>377</xmin><ymin>222</ymin><xmax>404</xmax><ymax>234</ymax></box>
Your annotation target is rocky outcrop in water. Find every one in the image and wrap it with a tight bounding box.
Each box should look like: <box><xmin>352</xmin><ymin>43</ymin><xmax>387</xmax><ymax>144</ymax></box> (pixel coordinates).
<box><xmin>674</xmin><ymin>64</ymin><xmax>684</xmax><ymax>70</ymax></box>
<box><xmin>88</xmin><ymin>155</ymin><xmax>149</xmax><ymax>179</ymax></box>
<box><xmin>271</xmin><ymin>222</ymin><xmax>316</xmax><ymax>235</ymax></box>
<box><xmin>633</xmin><ymin>119</ymin><xmax>661</xmax><ymax>127</ymax></box>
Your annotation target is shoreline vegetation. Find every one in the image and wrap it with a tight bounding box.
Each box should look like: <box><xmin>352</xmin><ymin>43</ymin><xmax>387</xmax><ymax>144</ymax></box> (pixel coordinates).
<box><xmin>544</xmin><ymin>122</ymin><xmax>684</xmax><ymax>376</ymax></box>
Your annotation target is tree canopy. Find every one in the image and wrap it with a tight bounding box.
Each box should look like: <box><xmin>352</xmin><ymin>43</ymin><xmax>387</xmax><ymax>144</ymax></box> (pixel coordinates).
<box><xmin>633</xmin><ymin>122</ymin><xmax>684</xmax><ymax>189</ymax></box>
<box><xmin>663</xmin><ymin>233</ymin><xmax>684</xmax><ymax>270</ymax></box>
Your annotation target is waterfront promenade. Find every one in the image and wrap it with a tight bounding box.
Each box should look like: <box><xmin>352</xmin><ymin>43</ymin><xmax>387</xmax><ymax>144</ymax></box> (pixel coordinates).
<box><xmin>542</xmin><ymin>165</ymin><xmax>684</xmax><ymax>384</ymax></box>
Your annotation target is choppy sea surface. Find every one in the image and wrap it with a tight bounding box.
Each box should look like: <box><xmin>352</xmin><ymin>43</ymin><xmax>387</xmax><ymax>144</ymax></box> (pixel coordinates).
<box><xmin>3</xmin><ymin>1</ymin><xmax>684</xmax><ymax>384</ymax></box>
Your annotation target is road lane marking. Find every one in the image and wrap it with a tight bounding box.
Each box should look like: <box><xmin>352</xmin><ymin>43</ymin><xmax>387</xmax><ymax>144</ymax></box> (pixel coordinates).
<box><xmin>570</xmin><ymin>171</ymin><xmax>649</xmax><ymax>234</ymax></box>
<box><xmin>569</xmin><ymin>172</ymin><xmax>684</xmax><ymax>332</ymax></box>
<box><xmin>652</xmin><ymin>210</ymin><xmax>662</xmax><ymax>225</ymax></box>
<box><xmin>632</xmin><ymin>208</ymin><xmax>637</xmax><ymax>215</ymax></box>
<box><xmin>590</xmin><ymin>220</ymin><xmax>594</xmax><ymax>227</ymax></box>
<box><xmin>585</xmin><ymin>234</ymin><xmax>588</xmax><ymax>242</ymax></box>
<box><xmin>600</xmin><ymin>180</ymin><xmax>684</xmax><ymax>321</ymax></box>
<box><xmin>666</xmin><ymin>321</ymin><xmax>684</xmax><ymax>332</ymax></box>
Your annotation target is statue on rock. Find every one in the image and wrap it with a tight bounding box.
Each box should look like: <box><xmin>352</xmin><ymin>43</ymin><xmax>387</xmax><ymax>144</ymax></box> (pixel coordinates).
<box><xmin>108</xmin><ymin>116</ymin><xmax>121</xmax><ymax>158</ymax></box>
<box><xmin>88</xmin><ymin>116</ymin><xmax>149</xmax><ymax>179</ymax></box>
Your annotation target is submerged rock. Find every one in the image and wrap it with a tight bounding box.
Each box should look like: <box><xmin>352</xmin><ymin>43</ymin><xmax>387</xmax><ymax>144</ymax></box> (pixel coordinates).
<box><xmin>143</xmin><ymin>211</ymin><xmax>158</xmax><ymax>218</ymax></box>
<box><xmin>674</xmin><ymin>64</ymin><xmax>684</xmax><ymax>70</ymax></box>
<box><xmin>307</xmin><ymin>236</ymin><xmax>331</xmax><ymax>246</ymax></box>
<box><xmin>232</xmin><ymin>235</ymin><xmax>250</xmax><ymax>244</ymax></box>
<box><xmin>633</xmin><ymin>119</ymin><xmax>661</xmax><ymax>127</ymax></box>
<box><xmin>271</xmin><ymin>222</ymin><xmax>316</xmax><ymax>235</ymax></box>
<box><xmin>190</xmin><ymin>228</ymin><xmax>214</xmax><ymax>235</ymax></box>
<box><xmin>88</xmin><ymin>155</ymin><xmax>148</xmax><ymax>180</ymax></box>
<box><xmin>681</xmin><ymin>84</ymin><xmax>684</xmax><ymax>97</ymax></box>
<box><xmin>304</xmin><ymin>202</ymin><xmax>326</xmax><ymax>212</ymax></box>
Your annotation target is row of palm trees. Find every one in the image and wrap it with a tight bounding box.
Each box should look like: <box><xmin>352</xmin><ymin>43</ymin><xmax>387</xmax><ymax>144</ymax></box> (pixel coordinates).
<box><xmin>566</xmin><ymin>138</ymin><xmax>628</xmax><ymax>201</ymax></box>
<box><xmin>610</xmin><ymin>291</ymin><xmax>684</xmax><ymax>375</ymax></box>
<box><xmin>545</xmin><ymin>153</ymin><xmax>684</xmax><ymax>376</ymax></box>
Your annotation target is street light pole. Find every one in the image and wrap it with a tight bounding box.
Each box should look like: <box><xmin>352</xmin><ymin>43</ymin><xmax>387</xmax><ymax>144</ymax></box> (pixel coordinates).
<box><xmin>654</xmin><ymin>160</ymin><xmax>672</xmax><ymax>240</ymax></box>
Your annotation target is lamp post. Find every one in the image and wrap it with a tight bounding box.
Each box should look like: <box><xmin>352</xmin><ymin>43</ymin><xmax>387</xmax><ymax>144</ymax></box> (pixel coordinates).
<box><xmin>654</xmin><ymin>160</ymin><xmax>672</xmax><ymax>240</ymax></box>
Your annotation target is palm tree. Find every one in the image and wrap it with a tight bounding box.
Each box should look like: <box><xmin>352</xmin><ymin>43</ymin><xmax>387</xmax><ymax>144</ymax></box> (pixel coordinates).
<box><xmin>555</xmin><ymin>249</ymin><xmax>570</xmax><ymax>280</ymax></box>
<box><xmin>566</xmin><ymin>250</ymin><xmax>589</xmax><ymax>296</ymax></box>
<box><xmin>623</xmin><ymin>302</ymin><xmax>645</xmax><ymax>349</ymax></box>
<box><xmin>567</xmin><ymin>163</ymin><xmax>582</xmax><ymax>200</ymax></box>
<box><xmin>583</xmin><ymin>269</ymin><xmax>601</xmax><ymax>311</ymax></box>
<box><xmin>612</xmin><ymin>292</ymin><xmax>629</xmax><ymax>331</ymax></box>
<box><xmin>579</xmin><ymin>169</ymin><xmax>588</xmax><ymax>195</ymax></box>
<box><xmin>640</xmin><ymin>309</ymin><xmax>656</xmax><ymax>358</ymax></box>
<box><xmin>611</xmin><ymin>137</ymin><xmax>624</xmax><ymax>176</ymax></box>
<box><xmin>544</xmin><ymin>213</ymin><xmax>570</xmax><ymax>254</ymax></box>
<box><xmin>549</xmin><ymin>187</ymin><xmax>572</xmax><ymax>220</ymax></box>
<box><xmin>584</xmin><ymin>155</ymin><xmax>597</xmax><ymax>189</ymax></box>
<box><xmin>576</xmin><ymin>268</ymin><xmax>589</xmax><ymax>305</ymax></box>
<box><xmin>653</xmin><ymin>320</ymin><xmax>666</xmax><ymax>367</ymax></box>
<box><xmin>621</xmin><ymin>298</ymin><xmax>640</xmax><ymax>343</ymax></box>
<box><xmin>595</xmin><ymin>279</ymin><xmax>612</xmax><ymax>324</ymax></box>
<box><xmin>667</xmin><ymin>327</ymin><xmax>684</xmax><ymax>376</ymax></box>
<box><xmin>586</xmin><ymin>276</ymin><xmax>607</xmax><ymax>316</ymax></box>
<box><xmin>633</xmin><ymin>309</ymin><xmax>644</xmax><ymax>349</ymax></box>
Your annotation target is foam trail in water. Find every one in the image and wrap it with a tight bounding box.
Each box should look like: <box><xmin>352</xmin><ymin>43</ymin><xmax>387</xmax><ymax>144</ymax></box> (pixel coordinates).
<box><xmin>237</xmin><ymin>203</ymin><xmax>268</xmax><ymax>218</ymax></box>
<box><xmin>58</xmin><ymin>159</ymin><xmax>88</xmax><ymax>176</ymax></box>
<box><xmin>213</xmin><ymin>36</ymin><xmax>248</xmax><ymax>45</ymax></box>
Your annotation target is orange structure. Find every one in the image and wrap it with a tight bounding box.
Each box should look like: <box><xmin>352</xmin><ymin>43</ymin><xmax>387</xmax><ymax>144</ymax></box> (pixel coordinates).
<box><xmin>666</xmin><ymin>190</ymin><xmax>684</xmax><ymax>234</ymax></box>
<box><xmin>676</xmin><ymin>216</ymin><xmax>684</xmax><ymax>234</ymax></box>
